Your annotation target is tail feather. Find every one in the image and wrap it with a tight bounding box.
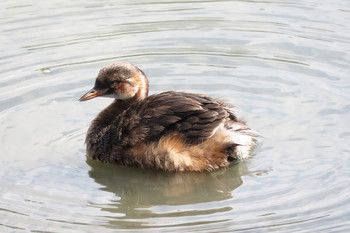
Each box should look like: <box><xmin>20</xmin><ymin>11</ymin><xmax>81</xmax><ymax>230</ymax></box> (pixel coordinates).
<box><xmin>224</xmin><ymin>120</ymin><xmax>258</xmax><ymax>160</ymax></box>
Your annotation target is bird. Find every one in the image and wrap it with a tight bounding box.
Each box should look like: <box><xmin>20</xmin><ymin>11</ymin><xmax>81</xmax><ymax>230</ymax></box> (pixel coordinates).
<box><xmin>79</xmin><ymin>62</ymin><xmax>257</xmax><ymax>172</ymax></box>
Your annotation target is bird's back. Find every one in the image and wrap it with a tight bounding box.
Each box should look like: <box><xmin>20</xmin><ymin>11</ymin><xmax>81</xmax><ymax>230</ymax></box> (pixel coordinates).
<box><xmin>86</xmin><ymin>91</ymin><xmax>256</xmax><ymax>171</ymax></box>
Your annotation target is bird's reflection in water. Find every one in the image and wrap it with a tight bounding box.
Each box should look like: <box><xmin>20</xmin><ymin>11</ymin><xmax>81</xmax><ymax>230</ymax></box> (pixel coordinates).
<box><xmin>87</xmin><ymin>158</ymin><xmax>249</xmax><ymax>215</ymax></box>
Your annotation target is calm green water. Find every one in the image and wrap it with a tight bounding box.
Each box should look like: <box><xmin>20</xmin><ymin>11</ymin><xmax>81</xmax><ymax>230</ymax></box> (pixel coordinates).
<box><xmin>1</xmin><ymin>0</ymin><xmax>350</xmax><ymax>232</ymax></box>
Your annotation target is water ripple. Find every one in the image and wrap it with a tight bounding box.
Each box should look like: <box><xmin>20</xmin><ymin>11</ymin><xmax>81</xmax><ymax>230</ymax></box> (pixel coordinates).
<box><xmin>1</xmin><ymin>0</ymin><xmax>350</xmax><ymax>232</ymax></box>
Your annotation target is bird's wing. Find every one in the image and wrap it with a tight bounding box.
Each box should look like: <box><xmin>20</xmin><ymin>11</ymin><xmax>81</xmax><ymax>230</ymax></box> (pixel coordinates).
<box><xmin>116</xmin><ymin>91</ymin><xmax>232</xmax><ymax>146</ymax></box>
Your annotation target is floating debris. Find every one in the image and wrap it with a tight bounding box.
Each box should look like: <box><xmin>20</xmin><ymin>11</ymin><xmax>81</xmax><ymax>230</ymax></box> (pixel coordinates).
<box><xmin>40</xmin><ymin>67</ymin><xmax>51</xmax><ymax>74</ymax></box>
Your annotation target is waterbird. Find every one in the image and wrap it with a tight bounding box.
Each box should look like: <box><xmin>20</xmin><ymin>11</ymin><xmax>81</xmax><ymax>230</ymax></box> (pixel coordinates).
<box><xmin>79</xmin><ymin>62</ymin><xmax>257</xmax><ymax>171</ymax></box>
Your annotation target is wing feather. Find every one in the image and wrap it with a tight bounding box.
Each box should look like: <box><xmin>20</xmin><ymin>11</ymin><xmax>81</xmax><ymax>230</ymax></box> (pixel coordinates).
<box><xmin>116</xmin><ymin>91</ymin><xmax>233</xmax><ymax>146</ymax></box>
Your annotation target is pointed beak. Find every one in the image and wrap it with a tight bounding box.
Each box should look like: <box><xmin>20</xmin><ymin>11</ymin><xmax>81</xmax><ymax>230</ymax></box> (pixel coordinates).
<box><xmin>79</xmin><ymin>87</ymin><xmax>108</xmax><ymax>101</ymax></box>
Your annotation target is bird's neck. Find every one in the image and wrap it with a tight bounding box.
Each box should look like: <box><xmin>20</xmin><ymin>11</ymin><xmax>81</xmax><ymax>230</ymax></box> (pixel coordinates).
<box><xmin>88</xmin><ymin>71</ymin><xmax>149</xmax><ymax>138</ymax></box>
<box><xmin>91</xmin><ymin>90</ymin><xmax>147</xmax><ymax>129</ymax></box>
<box><xmin>95</xmin><ymin>99</ymin><xmax>131</xmax><ymax>126</ymax></box>
<box><xmin>135</xmin><ymin>69</ymin><xmax>149</xmax><ymax>100</ymax></box>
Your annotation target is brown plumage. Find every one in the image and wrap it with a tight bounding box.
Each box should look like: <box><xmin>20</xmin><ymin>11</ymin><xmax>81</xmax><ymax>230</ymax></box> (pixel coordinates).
<box><xmin>79</xmin><ymin>62</ymin><xmax>257</xmax><ymax>172</ymax></box>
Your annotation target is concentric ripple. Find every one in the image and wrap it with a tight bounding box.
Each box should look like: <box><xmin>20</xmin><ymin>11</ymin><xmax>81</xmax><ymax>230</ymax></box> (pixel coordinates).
<box><xmin>1</xmin><ymin>0</ymin><xmax>350</xmax><ymax>232</ymax></box>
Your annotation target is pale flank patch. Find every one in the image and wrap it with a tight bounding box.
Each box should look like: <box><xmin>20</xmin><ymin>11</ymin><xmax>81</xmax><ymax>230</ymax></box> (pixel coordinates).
<box><xmin>215</xmin><ymin>121</ymin><xmax>256</xmax><ymax>159</ymax></box>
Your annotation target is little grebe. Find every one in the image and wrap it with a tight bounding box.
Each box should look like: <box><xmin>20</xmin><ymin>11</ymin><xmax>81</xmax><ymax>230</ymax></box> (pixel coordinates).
<box><xmin>79</xmin><ymin>62</ymin><xmax>257</xmax><ymax>171</ymax></box>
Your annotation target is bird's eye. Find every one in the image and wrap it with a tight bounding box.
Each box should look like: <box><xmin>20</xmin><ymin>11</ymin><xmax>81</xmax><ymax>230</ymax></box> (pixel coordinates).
<box><xmin>111</xmin><ymin>80</ymin><xmax>120</xmax><ymax>85</ymax></box>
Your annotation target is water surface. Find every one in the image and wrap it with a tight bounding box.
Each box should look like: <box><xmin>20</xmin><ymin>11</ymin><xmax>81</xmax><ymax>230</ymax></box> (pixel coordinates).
<box><xmin>1</xmin><ymin>0</ymin><xmax>350</xmax><ymax>232</ymax></box>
